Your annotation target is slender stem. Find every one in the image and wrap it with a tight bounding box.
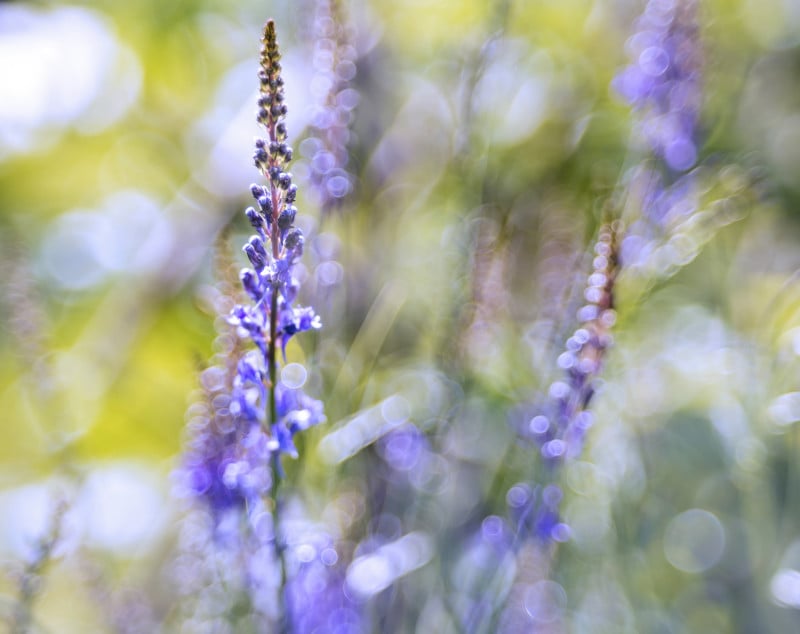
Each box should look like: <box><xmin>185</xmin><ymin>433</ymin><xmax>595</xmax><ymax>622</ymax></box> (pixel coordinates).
<box><xmin>12</xmin><ymin>499</ymin><xmax>66</xmax><ymax>634</ymax></box>
<box><xmin>268</xmin><ymin>286</ymin><xmax>279</xmax><ymax>431</ymax></box>
<box><xmin>270</xmin><ymin>461</ymin><xmax>290</xmax><ymax>634</ymax></box>
<box><xmin>268</xmin><ymin>277</ymin><xmax>291</xmax><ymax>633</ymax></box>
<box><xmin>269</xmin><ymin>147</ymin><xmax>281</xmax><ymax>260</ymax></box>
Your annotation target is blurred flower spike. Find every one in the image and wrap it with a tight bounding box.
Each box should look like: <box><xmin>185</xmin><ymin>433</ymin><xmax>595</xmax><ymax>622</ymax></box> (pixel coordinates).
<box><xmin>613</xmin><ymin>0</ymin><xmax>701</xmax><ymax>173</ymax></box>
<box><xmin>185</xmin><ymin>20</ymin><xmax>325</xmax><ymax>516</ymax></box>
<box><xmin>526</xmin><ymin>224</ymin><xmax>620</xmax><ymax>462</ymax></box>
<box><xmin>304</xmin><ymin>0</ymin><xmax>358</xmax><ymax>213</ymax></box>
<box><xmin>612</xmin><ymin>0</ymin><xmax>726</xmax><ymax>279</ymax></box>
<box><xmin>518</xmin><ymin>222</ymin><xmax>621</xmax><ymax>542</ymax></box>
<box><xmin>543</xmin><ymin>223</ymin><xmax>620</xmax><ymax>461</ymax></box>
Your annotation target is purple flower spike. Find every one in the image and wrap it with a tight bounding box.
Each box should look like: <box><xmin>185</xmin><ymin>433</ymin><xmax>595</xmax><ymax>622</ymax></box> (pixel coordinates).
<box><xmin>182</xmin><ymin>20</ymin><xmax>326</xmax><ymax>518</ymax></box>
<box><xmin>515</xmin><ymin>223</ymin><xmax>621</xmax><ymax>543</ymax></box>
<box><xmin>230</xmin><ymin>19</ymin><xmax>326</xmax><ymax>466</ymax></box>
<box><xmin>613</xmin><ymin>0</ymin><xmax>709</xmax><ymax>275</ymax></box>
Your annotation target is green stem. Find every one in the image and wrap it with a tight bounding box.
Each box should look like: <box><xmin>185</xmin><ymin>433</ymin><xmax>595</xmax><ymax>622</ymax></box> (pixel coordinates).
<box><xmin>267</xmin><ymin>284</ymin><xmax>291</xmax><ymax>634</ymax></box>
<box><xmin>270</xmin><ymin>460</ymin><xmax>290</xmax><ymax>634</ymax></box>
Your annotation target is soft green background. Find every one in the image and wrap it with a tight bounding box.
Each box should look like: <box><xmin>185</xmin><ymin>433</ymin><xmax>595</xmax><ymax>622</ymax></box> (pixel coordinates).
<box><xmin>2</xmin><ymin>0</ymin><xmax>800</xmax><ymax>632</ymax></box>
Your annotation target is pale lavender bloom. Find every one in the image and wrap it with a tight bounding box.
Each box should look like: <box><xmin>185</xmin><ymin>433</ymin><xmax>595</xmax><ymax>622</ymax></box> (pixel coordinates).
<box><xmin>284</xmin><ymin>522</ymin><xmax>364</xmax><ymax>633</ymax></box>
<box><xmin>302</xmin><ymin>0</ymin><xmax>358</xmax><ymax>213</ymax></box>
<box><xmin>613</xmin><ymin>1</ymin><xmax>709</xmax><ymax>273</ymax></box>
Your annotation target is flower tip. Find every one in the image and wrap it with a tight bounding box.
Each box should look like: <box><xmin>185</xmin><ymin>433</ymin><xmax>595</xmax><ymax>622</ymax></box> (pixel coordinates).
<box><xmin>264</xmin><ymin>21</ymin><xmax>281</xmax><ymax>58</ymax></box>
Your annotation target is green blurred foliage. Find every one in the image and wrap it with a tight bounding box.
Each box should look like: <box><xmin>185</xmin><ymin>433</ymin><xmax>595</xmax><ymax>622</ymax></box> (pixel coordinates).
<box><xmin>3</xmin><ymin>0</ymin><xmax>800</xmax><ymax>632</ymax></box>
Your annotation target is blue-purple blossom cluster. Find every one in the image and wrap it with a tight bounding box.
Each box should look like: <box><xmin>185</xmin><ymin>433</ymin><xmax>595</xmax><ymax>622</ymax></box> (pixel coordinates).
<box><xmin>181</xmin><ymin>254</ymin><xmax>257</xmax><ymax>514</ymax></box>
<box><xmin>178</xmin><ymin>21</ymin><xmax>342</xmax><ymax>633</ymax></box>
<box><xmin>172</xmin><ymin>505</ymin><xmax>363</xmax><ymax>633</ymax></box>
<box><xmin>302</xmin><ymin>0</ymin><xmax>358</xmax><ymax>213</ymax></box>
<box><xmin>183</xmin><ymin>360</ymin><xmax>258</xmax><ymax>514</ymax></box>
<box><xmin>229</xmin><ymin>20</ymin><xmax>324</xmax><ymax>464</ymax></box>
<box><xmin>613</xmin><ymin>0</ymin><xmax>701</xmax><ymax>173</ymax></box>
<box><xmin>284</xmin><ymin>521</ymin><xmax>363</xmax><ymax>633</ymax></box>
<box><xmin>184</xmin><ymin>21</ymin><xmax>324</xmax><ymax>516</ymax></box>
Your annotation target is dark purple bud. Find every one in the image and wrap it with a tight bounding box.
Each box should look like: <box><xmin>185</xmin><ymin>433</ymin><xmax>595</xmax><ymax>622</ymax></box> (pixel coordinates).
<box><xmin>286</xmin><ymin>184</ymin><xmax>297</xmax><ymax>203</ymax></box>
<box><xmin>254</xmin><ymin>147</ymin><xmax>268</xmax><ymax>164</ymax></box>
<box><xmin>269</xmin><ymin>166</ymin><xmax>281</xmax><ymax>181</ymax></box>
<box><xmin>271</xmin><ymin>104</ymin><xmax>283</xmax><ymax>118</ymax></box>
<box><xmin>278</xmin><ymin>205</ymin><xmax>296</xmax><ymax>230</ymax></box>
<box><xmin>276</xmin><ymin>122</ymin><xmax>287</xmax><ymax>136</ymax></box>
<box><xmin>258</xmin><ymin>94</ymin><xmax>272</xmax><ymax>107</ymax></box>
<box><xmin>244</xmin><ymin>236</ymin><xmax>267</xmax><ymax>271</ymax></box>
<box><xmin>278</xmin><ymin>172</ymin><xmax>292</xmax><ymax>189</ymax></box>
<box><xmin>283</xmin><ymin>146</ymin><xmax>293</xmax><ymax>161</ymax></box>
<box><xmin>282</xmin><ymin>321</ymin><xmax>298</xmax><ymax>337</ymax></box>
<box><xmin>284</xmin><ymin>228</ymin><xmax>304</xmax><ymax>253</ymax></box>
<box><xmin>257</xmin><ymin>195</ymin><xmax>272</xmax><ymax>215</ymax></box>
<box><xmin>245</xmin><ymin>207</ymin><xmax>263</xmax><ymax>230</ymax></box>
<box><xmin>241</xmin><ymin>269</ymin><xmax>261</xmax><ymax>298</ymax></box>
<box><xmin>250</xmin><ymin>183</ymin><xmax>264</xmax><ymax>199</ymax></box>
<box><xmin>250</xmin><ymin>235</ymin><xmax>268</xmax><ymax>257</ymax></box>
